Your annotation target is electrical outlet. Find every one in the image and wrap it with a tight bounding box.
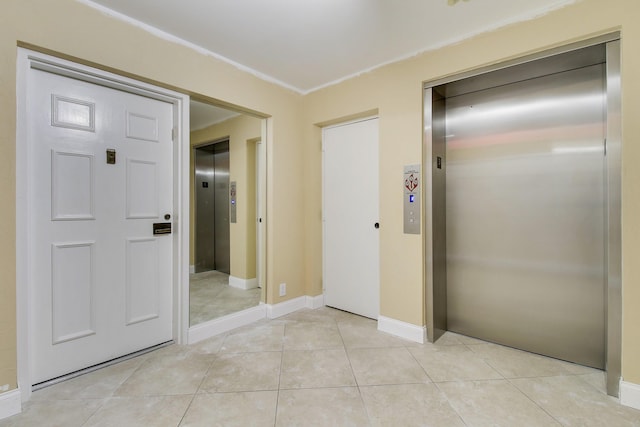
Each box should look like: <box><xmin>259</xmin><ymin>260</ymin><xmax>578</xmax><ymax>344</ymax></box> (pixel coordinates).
<box><xmin>279</xmin><ymin>283</ymin><xmax>286</xmax><ymax>296</ymax></box>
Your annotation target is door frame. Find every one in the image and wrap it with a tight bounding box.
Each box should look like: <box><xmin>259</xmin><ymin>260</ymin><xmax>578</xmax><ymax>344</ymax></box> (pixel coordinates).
<box><xmin>254</xmin><ymin>137</ymin><xmax>266</xmax><ymax>290</ymax></box>
<box><xmin>16</xmin><ymin>48</ymin><xmax>191</xmax><ymax>401</ymax></box>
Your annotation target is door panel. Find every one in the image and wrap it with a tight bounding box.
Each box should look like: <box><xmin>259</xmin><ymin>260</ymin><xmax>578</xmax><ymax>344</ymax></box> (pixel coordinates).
<box><xmin>126</xmin><ymin>159</ymin><xmax>159</xmax><ymax>218</ymax></box>
<box><xmin>126</xmin><ymin>111</ymin><xmax>160</xmax><ymax>141</ymax></box>
<box><xmin>28</xmin><ymin>67</ymin><xmax>174</xmax><ymax>384</ymax></box>
<box><xmin>323</xmin><ymin>118</ymin><xmax>380</xmax><ymax>319</ymax></box>
<box><xmin>51</xmin><ymin>151</ymin><xmax>95</xmax><ymax>220</ymax></box>
<box><xmin>51</xmin><ymin>242</ymin><xmax>95</xmax><ymax>344</ymax></box>
<box><xmin>446</xmin><ymin>65</ymin><xmax>606</xmax><ymax>368</ymax></box>
<box><xmin>126</xmin><ymin>238</ymin><xmax>160</xmax><ymax>325</ymax></box>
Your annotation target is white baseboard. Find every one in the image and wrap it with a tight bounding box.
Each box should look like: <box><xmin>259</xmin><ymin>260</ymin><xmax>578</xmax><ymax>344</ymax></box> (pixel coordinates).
<box><xmin>0</xmin><ymin>389</ymin><xmax>21</xmax><ymax>421</ymax></box>
<box><xmin>188</xmin><ymin>305</ymin><xmax>266</xmax><ymax>344</ymax></box>
<box><xmin>377</xmin><ymin>315</ymin><xmax>426</xmax><ymax>344</ymax></box>
<box><xmin>266</xmin><ymin>296</ymin><xmax>308</xmax><ymax>319</ymax></box>
<box><xmin>620</xmin><ymin>379</ymin><xmax>640</xmax><ymax>410</ymax></box>
<box><xmin>306</xmin><ymin>294</ymin><xmax>325</xmax><ymax>309</ymax></box>
<box><xmin>189</xmin><ymin>265</ymin><xmax>195</xmax><ymax>274</ymax></box>
<box><xmin>228</xmin><ymin>276</ymin><xmax>258</xmax><ymax>290</ymax></box>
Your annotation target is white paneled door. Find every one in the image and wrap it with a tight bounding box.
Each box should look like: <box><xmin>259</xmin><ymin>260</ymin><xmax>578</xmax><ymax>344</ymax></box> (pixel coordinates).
<box><xmin>323</xmin><ymin>118</ymin><xmax>380</xmax><ymax>319</ymax></box>
<box><xmin>27</xmin><ymin>67</ymin><xmax>174</xmax><ymax>384</ymax></box>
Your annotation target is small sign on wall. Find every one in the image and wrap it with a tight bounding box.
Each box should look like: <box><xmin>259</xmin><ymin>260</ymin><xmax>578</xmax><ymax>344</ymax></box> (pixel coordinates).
<box><xmin>404</xmin><ymin>165</ymin><xmax>420</xmax><ymax>234</ymax></box>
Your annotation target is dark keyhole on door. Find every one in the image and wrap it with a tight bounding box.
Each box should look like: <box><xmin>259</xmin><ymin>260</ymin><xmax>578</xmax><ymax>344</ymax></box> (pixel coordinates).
<box><xmin>374</xmin><ymin>222</ymin><xmax>380</xmax><ymax>229</ymax></box>
<box><xmin>164</xmin><ymin>214</ymin><xmax>171</xmax><ymax>220</ymax></box>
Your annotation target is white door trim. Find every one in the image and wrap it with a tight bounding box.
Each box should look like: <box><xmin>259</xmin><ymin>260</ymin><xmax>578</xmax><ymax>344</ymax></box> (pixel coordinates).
<box><xmin>16</xmin><ymin>48</ymin><xmax>190</xmax><ymax>402</ymax></box>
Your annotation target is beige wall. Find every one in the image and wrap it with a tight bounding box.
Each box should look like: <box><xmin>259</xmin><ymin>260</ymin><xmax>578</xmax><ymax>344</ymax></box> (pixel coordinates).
<box><xmin>190</xmin><ymin>115</ymin><xmax>261</xmax><ymax>280</ymax></box>
<box><xmin>0</xmin><ymin>0</ymin><xmax>304</xmax><ymax>392</ymax></box>
<box><xmin>302</xmin><ymin>0</ymin><xmax>640</xmax><ymax>384</ymax></box>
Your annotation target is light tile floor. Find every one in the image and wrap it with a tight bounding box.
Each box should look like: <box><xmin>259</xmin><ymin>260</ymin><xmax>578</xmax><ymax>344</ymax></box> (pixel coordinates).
<box><xmin>3</xmin><ymin>307</ymin><xmax>640</xmax><ymax>426</ymax></box>
<box><xmin>189</xmin><ymin>270</ymin><xmax>261</xmax><ymax>325</ymax></box>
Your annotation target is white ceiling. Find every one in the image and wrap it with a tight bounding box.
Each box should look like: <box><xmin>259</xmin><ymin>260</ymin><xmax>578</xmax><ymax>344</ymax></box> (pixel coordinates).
<box><xmin>84</xmin><ymin>0</ymin><xmax>576</xmax><ymax>94</ymax></box>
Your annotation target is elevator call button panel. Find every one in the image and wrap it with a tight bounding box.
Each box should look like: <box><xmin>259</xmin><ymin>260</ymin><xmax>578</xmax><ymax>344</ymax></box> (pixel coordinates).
<box><xmin>230</xmin><ymin>181</ymin><xmax>237</xmax><ymax>223</ymax></box>
<box><xmin>404</xmin><ymin>165</ymin><xmax>420</xmax><ymax>234</ymax></box>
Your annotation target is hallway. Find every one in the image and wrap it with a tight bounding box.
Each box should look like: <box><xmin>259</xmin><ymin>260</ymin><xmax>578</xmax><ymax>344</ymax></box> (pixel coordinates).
<box><xmin>3</xmin><ymin>307</ymin><xmax>639</xmax><ymax>426</ymax></box>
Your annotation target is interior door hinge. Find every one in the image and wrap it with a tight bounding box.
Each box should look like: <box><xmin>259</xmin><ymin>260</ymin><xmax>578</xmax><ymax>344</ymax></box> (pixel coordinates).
<box><xmin>172</xmin><ymin>127</ymin><xmax>177</xmax><ymax>141</ymax></box>
<box><xmin>604</xmin><ymin>138</ymin><xmax>607</xmax><ymax>156</ymax></box>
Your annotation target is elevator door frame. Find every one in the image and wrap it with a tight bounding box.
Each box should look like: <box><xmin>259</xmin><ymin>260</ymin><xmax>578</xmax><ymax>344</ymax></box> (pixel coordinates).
<box><xmin>422</xmin><ymin>33</ymin><xmax>621</xmax><ymax>397</ymax></box>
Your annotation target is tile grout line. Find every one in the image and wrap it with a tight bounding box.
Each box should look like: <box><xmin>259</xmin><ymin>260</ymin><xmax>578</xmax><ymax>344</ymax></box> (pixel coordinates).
<box><xmin>175</xmin><ymin>331</ymin><xmax>228</xmax><ymax>426</ymax></box>
<box><xmin>78</xmin><ymin>398</ymin><xmax>110</xmax><ymax>427</ymax></box>
<box><xmin>442</xmin><ymin>337</ymin><xmax>565</xmax><ymax>425</ymax></box>
<box><xmin>273</xmin><ymin>316</ymin><xmax>287</xmax><ymax>427</ymax></box>
<box><xmin>418</xmin><ymin>336</ymin><xmax>499</xmax><ymax>427</ymax></box>
<box><xmin>431</xmin><ymin>381</ymin><xmax>470</xmax><ymax>427</ymax></box>
<box><xmin>504</xmin><ymin>376</ymin><xmax>565</xmax><ymax>426</ymax></box>
<box><xmin>79</xmin><ymin>350</ymin><xmax>153</xmax><ymax>426</ymax></box>
<box><xmin>174</xmin><ymin>391</ymin><xmax>200</xmax><ymax>426</ymax></box>
<box><xmin>335</xmin><ymin>317</ymin><xmax>376</xmax><ymax>426</ymax></box>
<box><xmin>405</xmin><ymin>344</ymin><xmax>437</xmax><ymax>385</ymax></box>
<box><xmin>462</xmin><ymin>342</ymin><xmax>506</xmax><ymax>380</ymax></box>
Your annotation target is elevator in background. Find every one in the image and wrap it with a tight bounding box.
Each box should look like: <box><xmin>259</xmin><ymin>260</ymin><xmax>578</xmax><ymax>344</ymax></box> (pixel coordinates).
<box><xmin>194</xmin><ymin>140</ymin><xmax>230</xmax><ymax>274</ymax></box>
<box><xmin>424</xmin><ymin>37</ymin><xmax>621</xmax><ymax>395</ymax></box>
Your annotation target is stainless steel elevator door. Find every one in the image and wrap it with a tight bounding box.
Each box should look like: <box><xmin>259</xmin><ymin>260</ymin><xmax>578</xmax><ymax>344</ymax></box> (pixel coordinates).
<box><xmin>445</xmin><ymin>64</ymin><xmax>606</xmax><ymax>368</ymax></box>
<box><xmin>194</xmin><ymin>142</ymin><xmax>230</xmax><ymax>274</ymax></box>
